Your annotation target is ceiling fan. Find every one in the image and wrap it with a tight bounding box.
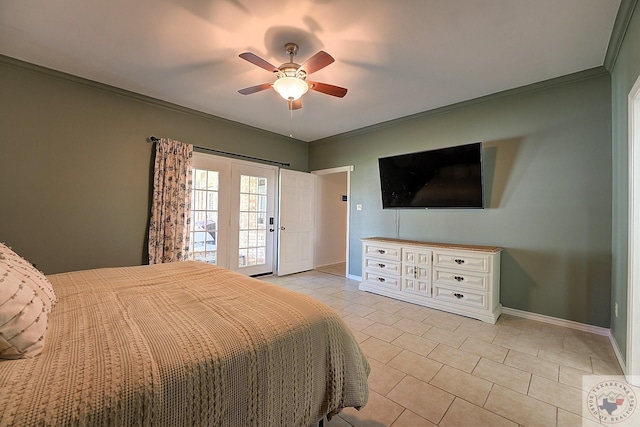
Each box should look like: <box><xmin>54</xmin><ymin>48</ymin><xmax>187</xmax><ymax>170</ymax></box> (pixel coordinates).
<box><xmin>238</xmin><ymin>43</ymin><xmax>347</xmax><ymax>110</ymax></box>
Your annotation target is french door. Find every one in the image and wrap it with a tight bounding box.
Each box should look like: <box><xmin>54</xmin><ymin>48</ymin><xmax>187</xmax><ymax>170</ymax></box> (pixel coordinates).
<box><xmin>190</xmin><ymin>152</ymin><xmax>277</xmax><ymax>276</ymax></box>
<box><xmin>229</xmin><ymin>162</ymin><xmax>276</xmax><ymax>276</ymax></box>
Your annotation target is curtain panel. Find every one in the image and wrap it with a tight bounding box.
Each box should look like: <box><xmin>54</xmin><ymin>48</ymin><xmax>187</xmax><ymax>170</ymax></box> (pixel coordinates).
<box><xmin>148</xmin><ymin>138</ymin><xmax>193</xmax><ymax>264</ymax></box>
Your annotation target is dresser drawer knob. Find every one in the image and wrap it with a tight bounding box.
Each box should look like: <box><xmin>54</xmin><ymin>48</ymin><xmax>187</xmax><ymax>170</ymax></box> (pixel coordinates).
<box><xmin>453</xmin><ymin>292</ymin><xmax>464</xmax><ymax>299</ymax></box>
<box><xmin>454</xmin><ymin>259</ymin><xmax>465</xmax><ymax>265</ymax></box>
<box><xmin>378</xmin><ymin>249</ymin><xmax>386</xmax><ymax>254</ymax></box>
<box><xmin>454</xmin><ymin>276</ymin><xmax>464</xmax><ymax>282</ymax></box>
<box><xmin>378</xmin><ymin>277</ymin><xmax>386</xmax><ymax>283</ymax></box>
<box><xmin>378</xmin><ymin>263</ymin><xmax>386</xmax><ymax>268</ymax></box>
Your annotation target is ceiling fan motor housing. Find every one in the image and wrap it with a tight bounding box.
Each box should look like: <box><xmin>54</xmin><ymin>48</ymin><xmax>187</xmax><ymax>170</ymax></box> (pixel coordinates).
<box><xmin>277</xmin><ymin>65</ymin><xmax>306</xmax><ymax>79</ymax></box>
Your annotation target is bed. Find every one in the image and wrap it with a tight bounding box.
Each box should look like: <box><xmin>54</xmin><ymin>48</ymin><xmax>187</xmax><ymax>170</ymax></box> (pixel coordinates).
<box><xmin>0</xmin><ymin>245</ymin><xmax>370</xmax><ymax>426</ymax></box>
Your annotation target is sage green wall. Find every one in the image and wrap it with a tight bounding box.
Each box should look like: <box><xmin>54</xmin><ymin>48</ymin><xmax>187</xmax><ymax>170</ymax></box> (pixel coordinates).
<box><xmin>310</xmin><ymin>71</ymin><xmax>613</xmax><ymax>327</ymax></box>
<box><xmin>610</xmin><ymin>3</ymin><xmax>640</xmax><ymax>360</ymax></box>
<box><xmin>0</xmin><ymin>57</ymin><xmax>308</xmax><ymax>274</ymax></box>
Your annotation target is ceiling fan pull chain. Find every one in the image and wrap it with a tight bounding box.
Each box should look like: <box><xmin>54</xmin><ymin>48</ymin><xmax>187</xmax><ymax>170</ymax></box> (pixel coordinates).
<box><xmin>289</xmin><ymin>104</ymin><xmax>294</xmax><ymax>138</ymax></box>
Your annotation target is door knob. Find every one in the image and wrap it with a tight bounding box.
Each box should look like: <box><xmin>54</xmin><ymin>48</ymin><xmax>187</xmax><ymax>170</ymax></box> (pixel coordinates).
<box><xmin>280</xmin><ymin>226</ymin><xmax>286</xmax><ymax>230</ymax></box>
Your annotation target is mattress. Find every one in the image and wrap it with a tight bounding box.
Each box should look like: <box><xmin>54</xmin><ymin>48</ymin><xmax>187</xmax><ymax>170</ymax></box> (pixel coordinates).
<box><xmin>0</xmin><ymin>261</ymin><xmax>369</xmax><ymax>426</ymax></box>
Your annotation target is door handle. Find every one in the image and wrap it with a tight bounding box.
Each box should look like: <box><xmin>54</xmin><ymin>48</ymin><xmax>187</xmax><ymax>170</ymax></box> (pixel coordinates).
<box><xmin>280</xmin><ymin>226</ymin><xmax>286</xmax><ymax>230</ymax></box>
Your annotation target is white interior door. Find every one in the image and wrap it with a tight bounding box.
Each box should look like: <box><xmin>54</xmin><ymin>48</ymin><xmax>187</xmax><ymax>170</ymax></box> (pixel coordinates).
<box><xmin>277</xmin><ymin>169</ymin><xmax>316</xmax><ymax>276</ymax></box>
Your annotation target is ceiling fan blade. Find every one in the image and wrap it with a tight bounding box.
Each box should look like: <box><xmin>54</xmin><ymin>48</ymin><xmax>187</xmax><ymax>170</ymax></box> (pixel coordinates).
<box><xmin>300</xmin><ymin>51</ymin><xmax>335</xmax><ymax>75</ymax></box>
<box><xmin>288</xmin><ymin>99</ymin><xmax>302</xmax><ymax>110</ymax></box>
<box><xmin>307</xmin><ymin>81</ymin><xmax>348</xmax><ymax>98</ymax></box>
<box><xmin>238</xmin><ymin>83</ymin><xmax>272</xmax><ymax>95</ymax></box>
<box><xmin>239</xmin><ymin>52</ymin><xmax>279</xmax><ymax>73</ymax></box>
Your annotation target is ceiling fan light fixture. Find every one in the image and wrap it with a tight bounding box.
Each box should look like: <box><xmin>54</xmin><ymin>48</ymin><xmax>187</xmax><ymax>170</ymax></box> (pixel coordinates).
<box><xmin>273</xmin><ymin>76</ymin><xmax>309</xmax><ymax>101</ymax></box>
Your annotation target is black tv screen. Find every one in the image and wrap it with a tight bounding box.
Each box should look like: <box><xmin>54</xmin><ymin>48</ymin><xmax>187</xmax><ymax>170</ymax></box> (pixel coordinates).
<box><xmin>378</xmin><ymin>142</ymin><xmax>484</xmax><ymax>209</ymax></box>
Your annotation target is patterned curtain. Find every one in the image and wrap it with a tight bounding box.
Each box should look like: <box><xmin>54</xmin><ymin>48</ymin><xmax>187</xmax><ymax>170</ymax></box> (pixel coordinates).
<box><xmin>148</xmin><ymin>138</ymin><xmax>193</xmax><ymax>264</ymax></box>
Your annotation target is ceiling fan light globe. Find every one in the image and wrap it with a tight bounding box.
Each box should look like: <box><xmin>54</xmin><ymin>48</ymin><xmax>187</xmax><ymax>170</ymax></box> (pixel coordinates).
<box><xmin>273</xmin><ymin>76</ymin><xmax>309</xmax><ymax>101</ymax></box>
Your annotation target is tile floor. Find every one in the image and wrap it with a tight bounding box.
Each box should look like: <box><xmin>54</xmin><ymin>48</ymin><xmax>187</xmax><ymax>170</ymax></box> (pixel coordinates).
<box><xmin>261</xmin><ymin>267</ymin><xmax>626</xmax><ymax>427</ymax></box>
<box><xmin>315</xmin><ymin>262</ymin><xmax>347</xmax><ymax>277</ymax></box>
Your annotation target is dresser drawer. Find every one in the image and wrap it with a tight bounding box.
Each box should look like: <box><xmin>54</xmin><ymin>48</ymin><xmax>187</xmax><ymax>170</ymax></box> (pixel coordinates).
<box><xmin>363</xmin><ymin>271</ymin><xmax>401</xmax><ymax>291</ymax></box>
<box><xmin>433</xmin><ymin>268</ymin><xmax>488</xmax><ymax>291</ymax></box>
<box><xmin>432</xmin><ymin>285</ymin><xmax>487</xmax><ymax>310</ymax></box>
<box><xmin>433</xmin><ymin>251</ymin><xmax>490</xmax><ymax>273</ymax></box>
<box><xmin>364</xmin><ymin>243</ymin><xmax>401</xmax><ymax>261</ymax></box>
<box><xmin>364</xmin><ymin>258</ymin><xmax>401</xmax><ymax>275</ymax></box>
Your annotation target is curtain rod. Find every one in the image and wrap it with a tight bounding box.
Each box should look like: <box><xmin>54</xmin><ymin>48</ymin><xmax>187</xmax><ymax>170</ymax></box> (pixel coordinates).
<box><xmin>147</xmin><ymin>136</ymin><xmax>291</xmax><ymax>168</ymax></box>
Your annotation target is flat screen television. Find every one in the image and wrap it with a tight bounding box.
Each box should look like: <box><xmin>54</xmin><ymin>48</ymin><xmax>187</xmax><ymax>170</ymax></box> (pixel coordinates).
<box><xmin>378</xmin><ymin>142</ymin><xmax>484</xmax><ymax>209</ymax></box>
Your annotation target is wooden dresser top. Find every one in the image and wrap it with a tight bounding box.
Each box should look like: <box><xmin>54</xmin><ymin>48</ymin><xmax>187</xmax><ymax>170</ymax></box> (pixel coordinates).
<box><xmin>362</xmin><ymin>237</ymin><xmax>503</xmax><ymax>254</ymax></box>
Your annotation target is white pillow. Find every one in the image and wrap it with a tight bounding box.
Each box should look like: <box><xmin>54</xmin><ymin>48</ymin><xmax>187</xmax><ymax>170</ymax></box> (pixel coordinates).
<box><xmin>0</xmin><ymin>269</ymin><xmax>48</xmax><ymax>359</ymax></box>
<box><xmin>0</xmin><ymin>242</ymin><xmax>57</xmax><ymax>312</ymax></box>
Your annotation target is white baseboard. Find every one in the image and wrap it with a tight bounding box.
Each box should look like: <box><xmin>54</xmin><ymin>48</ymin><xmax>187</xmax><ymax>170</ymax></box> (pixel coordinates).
<box><xmin>503</xmin><ymin>307</ymin><xmax>627</xmax><ymax>374</ymax></box>
<box><xmin>316</xmin><ymin>261</ymin><xmax>347</xmax><ymax>268</ymax></box>
<box><xmin>609</xmin><ymin>333</ymin><xmax>627</xmax><ymax>374</ymax></box>
<box><xmin>501</xmin><ymin>307</ymin><xmax>610</xmax><ymax>336</ymax></box>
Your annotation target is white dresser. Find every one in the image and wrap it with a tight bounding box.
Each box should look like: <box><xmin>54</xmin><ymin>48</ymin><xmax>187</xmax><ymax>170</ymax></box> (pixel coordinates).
<box><xmin>360</xmin><ymin>237</ymin><xmax>502</xmax><ymax>323</ymax></box>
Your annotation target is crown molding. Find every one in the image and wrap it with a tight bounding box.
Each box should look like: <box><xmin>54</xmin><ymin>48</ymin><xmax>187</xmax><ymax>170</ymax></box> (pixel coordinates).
<box><xmin>604</xmin><ymin>0</ymin><xmax>638</xmax><ymax>71</ymax></box>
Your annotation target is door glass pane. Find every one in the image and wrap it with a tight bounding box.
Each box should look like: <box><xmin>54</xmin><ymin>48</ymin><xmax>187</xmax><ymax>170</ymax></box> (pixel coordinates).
<box><xmin>239</xmin><ymin>212</ymin><xmax>249</xmax><ymax>229</ymax></box>
<box><xmin>240</xmin><ymin>175</ymin><xmax>250</xmax><ymax>192</ymax></box>
<box><xmin>256</xmin><ymin>247</ymin><xmax>266</xmax><ymax>265</ymax></box>
<box><xmin>239</xmin><ymin>248</ymin><xmax>248</xmax><ymax>267</ymax></box>
<box><xmin>189</xmin><ymin>168</ymin><xmax>218</xmax><ymax>265</ymax></box>
<box><xmin>238</xmin><ymin>173</ymin><xmax>268</xmax><ymax>269</ymax></box>
<box><xmin>207</xmin><ymin>192</ymin><xmax>218</xmax><ymax>210</ymax></box>
<box><xmin>240</xmin><ymin>193</ymin><xmax>249</xmax><ymax>211</ymax></box>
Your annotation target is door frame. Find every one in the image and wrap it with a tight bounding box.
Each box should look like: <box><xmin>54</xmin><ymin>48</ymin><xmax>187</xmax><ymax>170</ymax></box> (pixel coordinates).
<box><xmin>312</xmin><ymin>165</ymin><xmax>354</xmax><ymax>278</ymax></box>
<box><xmin>627</xmin><ymin>74</ymin><xmax>640</xmax><ymax>386</ymax></box>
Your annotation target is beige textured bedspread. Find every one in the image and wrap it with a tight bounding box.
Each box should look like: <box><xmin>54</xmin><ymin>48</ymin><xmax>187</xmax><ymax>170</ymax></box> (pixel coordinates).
<box><xmin>0</xmin><ymin>262</ymin><xmax>369</xmax><ymax>426</ymax></box>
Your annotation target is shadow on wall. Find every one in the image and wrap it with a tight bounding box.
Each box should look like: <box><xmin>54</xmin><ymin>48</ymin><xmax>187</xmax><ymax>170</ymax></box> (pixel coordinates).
<box><xmin>501</xmin><ymin>248</ymin><xmax>611</xmax><ymax>327</ymax></box>
<box><xmin>482</xmin><ymin>138</ymin><xmax>528</xmax><ymax>209</ymax></box>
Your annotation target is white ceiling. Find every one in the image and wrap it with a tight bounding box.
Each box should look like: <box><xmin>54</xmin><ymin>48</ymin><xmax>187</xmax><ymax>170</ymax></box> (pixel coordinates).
<box><xmin>0</xmin><ymin>0</ymin><xmax>621</xmax><ymax>142</ymax></box>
